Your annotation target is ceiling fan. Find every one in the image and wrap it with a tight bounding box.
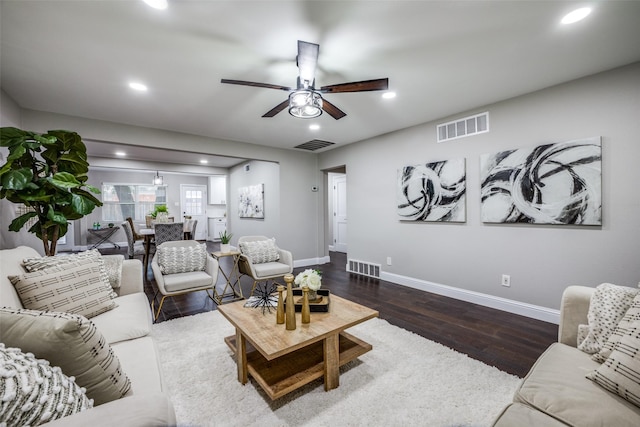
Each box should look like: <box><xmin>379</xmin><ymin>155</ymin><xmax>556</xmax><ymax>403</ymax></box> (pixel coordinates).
<box><xmin>221</xmin><ymin>40</ymin><xmax>389</xmax><ymax>120</ymax></box>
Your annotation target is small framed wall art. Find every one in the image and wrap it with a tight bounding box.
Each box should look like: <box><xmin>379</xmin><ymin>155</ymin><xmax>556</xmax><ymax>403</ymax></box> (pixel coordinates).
<box><xmin>239</xmin><ymin>183</ymin><xmax>265</xmax><ymax>218</ymax></box>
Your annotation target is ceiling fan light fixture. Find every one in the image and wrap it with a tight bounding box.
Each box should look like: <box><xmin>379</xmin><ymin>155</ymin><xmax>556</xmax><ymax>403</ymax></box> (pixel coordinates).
<box><xmin>289</xmin><ymin>90</ymin><xmax>323</xmax><ymax>119</ymax></box>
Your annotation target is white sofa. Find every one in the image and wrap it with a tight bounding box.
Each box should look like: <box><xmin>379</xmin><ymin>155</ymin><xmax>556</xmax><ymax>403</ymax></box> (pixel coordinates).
<box><xmin>492</xmin><ymin>285</ymin><xmax>640</xmax><ymax>426</ymax></box>
<box><xmin>0</xmin><ymin>246</ymin><xmax>175</xmax><ymax>426</ymax></box>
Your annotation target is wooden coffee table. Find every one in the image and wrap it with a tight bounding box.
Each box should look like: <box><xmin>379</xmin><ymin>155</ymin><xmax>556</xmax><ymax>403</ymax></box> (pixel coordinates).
<box><xmin>217</xmin><ymin>294</ymin><xmax>379</xmax><ymax>400</ymax></box>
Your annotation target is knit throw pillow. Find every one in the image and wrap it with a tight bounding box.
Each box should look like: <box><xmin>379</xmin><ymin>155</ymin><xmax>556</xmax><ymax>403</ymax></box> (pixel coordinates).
<box><xmin>577</xmin><ymin>283</ymin><xmax>639</xmax><ymax>355</ymax></box>
<box><xmin>587</xmin><ymin>321</ymin><xmax>640</xmax><ymax>408</ymax></box>
<box><xmin>0</xmin><ymin>343</ymin><xmax>93</xmax><ymax>426</ymax></box>
<box><xmin>0</xmin><ymin>308</ymin><xmax>131</xmax><ymax>405</ymax></box>
<box><xmin>157</xmin><ymin>243</ymin><xmax>208</xmax><ymax>275</ymax></box>
<box><xmin>239</xmin><ymin>239</ymin><xmax>280</xmax><ymax>264</ymax></box>
<box><xmin>9</xmin><ymin>261</ymin><xmax>118</xmax><ymax>319</ymax></box>
<box><xmin>22</xmin><ymin>249</ymin><xmax>118</xmax><ymax>298</ymax></box>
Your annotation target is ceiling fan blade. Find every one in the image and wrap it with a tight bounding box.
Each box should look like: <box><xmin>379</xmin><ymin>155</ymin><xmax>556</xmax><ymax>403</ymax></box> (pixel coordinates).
<box><xmin>221</xmin><ymin>79</ymin><xmax>292</xmax><ymax>91</ymax></box>
<box><xmin>320</xmin><ymin>78</ymin><xmax>389</xmax><ymax>93</ymax></box>
<box><xmin>262</xmin><ymin>99</ymin><xmax>290</xmax><ymax>118</ymax></box>
<box><xmin>297</xmin><ymin>41</ymin><xmax>319</xmax><ymax>87</ymax></box>
<box><xmin>322</xmin><ymin>98</ymin><xmax>347</xmax><ymax>120</ymax></box>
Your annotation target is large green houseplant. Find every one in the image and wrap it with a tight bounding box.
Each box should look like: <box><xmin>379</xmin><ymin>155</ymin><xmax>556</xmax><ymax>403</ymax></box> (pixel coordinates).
<box><xmin>0</xmin><ymin>127</ymin><xmax>102</xmax><ymax>255</ymax></box>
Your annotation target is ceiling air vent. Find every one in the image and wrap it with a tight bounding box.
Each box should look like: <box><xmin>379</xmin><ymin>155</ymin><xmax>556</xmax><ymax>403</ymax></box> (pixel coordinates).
<box><xmin>294</xmin><ymin>140</ymin><xmax>335</xmax><ymax>151</ymax></box>
<box><xmin>437</xmin><ymin>112</ymin><xmax>489</xmax><ymax>143</ymax></box>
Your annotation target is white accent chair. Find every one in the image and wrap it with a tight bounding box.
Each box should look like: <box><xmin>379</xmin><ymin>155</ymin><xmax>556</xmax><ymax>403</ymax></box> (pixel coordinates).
<box><xmin>151</xmin><ymin>240</ymin><xmax>218</xmax><ymax>321</ymax></box>
<box><xmin>237</xmin><ymin>235</ymin><xmax>293</xmax><ymax>296</ymax></box>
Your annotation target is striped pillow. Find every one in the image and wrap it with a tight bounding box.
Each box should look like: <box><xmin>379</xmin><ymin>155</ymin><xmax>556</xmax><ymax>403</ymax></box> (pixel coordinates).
<box><xmin>0</xmin><ymin>308</ymin><xmax>131</xmax><ymax>405</ymax></box>
<box><xmin>0</xmin><ymin>343</ymin><xmax>93</xmax><ymax>426</ymax></box>
<box><xmin>22</xmin><ymin>249</ymin><xmax>117</xmax><ymax>299</ymax></box>
<box><xmin>587</xmin><ymin>321</ymin><xmax>640</xmax><ymax>408</ymax></box>
<box><xmin>594</xmin><ymin>294</ymin><xmax>640</xmax><ymax>363</ymax></box>
<box><xmin>9</xmin><ymin>261</ymin><xmax>118</xmax><ymax>319</ymax></box>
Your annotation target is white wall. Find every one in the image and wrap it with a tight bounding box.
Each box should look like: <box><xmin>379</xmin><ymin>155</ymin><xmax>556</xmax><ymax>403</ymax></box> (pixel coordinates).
<box><xmin>228</xmin><ymin>160</ymin><xmax>280</xmax><ymax>243</ymax></box>
<box><xmin>0</xmin><ymin>90</ymin><xmax>45</xmax><ymax>253</ymax></box>
<box><xmin>318</xmin><ymin>62</ymin><xmax>640</xmax><ymax>314</ymax></box>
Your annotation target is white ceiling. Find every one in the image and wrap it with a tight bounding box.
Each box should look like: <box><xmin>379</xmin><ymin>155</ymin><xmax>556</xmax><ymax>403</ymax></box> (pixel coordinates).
<box><xmin>2</xmin><ymin>1</ymin><xmax>640</xmax><ymax>165</ymax></box>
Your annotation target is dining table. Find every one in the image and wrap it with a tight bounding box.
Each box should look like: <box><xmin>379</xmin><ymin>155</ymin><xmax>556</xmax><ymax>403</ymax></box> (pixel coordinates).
<box><xmin>138</xmin><ymin>227</ymin><xmax>155</xmax><ymax>278</ymax></box>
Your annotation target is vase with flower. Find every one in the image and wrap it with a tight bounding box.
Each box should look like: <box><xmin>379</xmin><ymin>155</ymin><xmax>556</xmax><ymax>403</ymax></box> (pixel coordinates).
<box><xmin>294</xmin><ymin>269</ymin><xmax>322</xmax><ymax>302</ymax></box>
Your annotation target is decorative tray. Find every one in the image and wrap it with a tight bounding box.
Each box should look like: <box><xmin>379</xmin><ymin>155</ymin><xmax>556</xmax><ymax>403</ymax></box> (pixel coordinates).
<box><xmin>291</xmin><ymin>288</ymin><xmax>330</xmax><ymax>312</ymax></box>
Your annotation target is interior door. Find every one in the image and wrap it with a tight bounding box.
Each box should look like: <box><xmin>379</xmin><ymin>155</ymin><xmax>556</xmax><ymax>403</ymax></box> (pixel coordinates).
<box><xmin>332</xmin><ymin>174</ymin><xmax>348</xmax><ymax>253</ymax></box>
<box><xmin>180</xmin><ymin>184</ymin><xmax>208</xmax><ymax>240</ymax></box>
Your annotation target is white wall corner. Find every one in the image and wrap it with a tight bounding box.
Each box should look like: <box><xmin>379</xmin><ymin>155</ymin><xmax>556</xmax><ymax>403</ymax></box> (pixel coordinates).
<box><xmin>381</xmin><ymin>271</ymin><xmax>560</xmax><ymax>324</ymax></box>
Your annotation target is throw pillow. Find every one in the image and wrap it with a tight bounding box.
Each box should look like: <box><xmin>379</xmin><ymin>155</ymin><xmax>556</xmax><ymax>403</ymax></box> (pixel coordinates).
<box><xmin>577</xmin><ymin>283</ymin><xmax>639</xmax><ymax>355</ymax></box>
<box><xmin>593</xmin><ymin>294</ymin><xmax>640</xmax><ymax>363</ymax></box>
<box><xmin>22</xmin><ymin>249</ymin><xmax>118</xmax><ymax>298</ymax></box>
<box><xmin>0</xmin><ymin>307</ymin><xmax>131</xmax><ymax>405</ymax></box>
<box><xmin>239</xmin><ymin>238</ymin><xmax>280</xmax><ymax>264</ymax></box>
<box><xmin>157</xmin><ymin>243</ymin><xmax>208</xmax><ymax>274</ymax></box>
<box><xmin>102</xmin><ymin>255</ymin><xmax>123</xmax><ymax>290</ymax></box>
<box><xmin>0</xmin><ymin>343</ymin><xmax>93</xmax><ymax>426</ymax></box>
<box><xmin>9</xmin><ymin>261</ymin><xmax>118</xmax><ymax>319</ymax></box>
<box><xmin>587</xmin><ymin>321</ymin><xmax>640</xmax><ymax>408</ymax></box>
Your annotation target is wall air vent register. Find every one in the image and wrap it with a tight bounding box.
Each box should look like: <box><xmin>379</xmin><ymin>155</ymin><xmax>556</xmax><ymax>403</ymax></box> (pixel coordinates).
<box><xmin>437</xmin><ymin>112</ymin><xmax>489</xmax><ymax>142</ymax></box>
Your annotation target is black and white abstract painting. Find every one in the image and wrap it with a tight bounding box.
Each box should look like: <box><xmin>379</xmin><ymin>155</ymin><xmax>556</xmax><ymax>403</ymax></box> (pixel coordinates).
<box><xmin>397</xmin><ymin>158</ymin><xmax>466</xmax><ymax>222</ymax></box>
<box><xmin>238</xmin><ymin>184</ymin><xmax>264</xmax><ymax>218</ymax></box>
<box><xmin>480</xmin><ymin>137</ymin><xmax>601</xmax><ymax>225</ymax></box>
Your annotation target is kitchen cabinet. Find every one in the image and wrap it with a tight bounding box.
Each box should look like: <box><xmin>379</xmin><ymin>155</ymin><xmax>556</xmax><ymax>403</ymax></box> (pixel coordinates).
<box><xmin>209</xmin><ymin>217</ymin><xmax>226</xmax><ymax>241</ymax></box>
<box><xmin>208</xmin><ymin>176</ymin><xmax>227</xmax><ymax>205</ymax></box>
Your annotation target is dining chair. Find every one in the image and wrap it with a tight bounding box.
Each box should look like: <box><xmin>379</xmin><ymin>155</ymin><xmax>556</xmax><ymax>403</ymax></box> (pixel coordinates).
<box><xmin>121</xmin><ymin>220</ymin><xmax>146</xmax><ymax>261</ymax></box>
<box><xmin>183</xmin><ymin>219</ymin><xmax>198</xmax><ymax>240</ymax></box>
<box><xmin>154</xmin><ymin>222</ymin><xmax>184</xmax><ymax>246</ymax></box>
<box><xmin>125</xmin><ymin>217</ymin><xmax>144</xmax><ymax>241</ymax></box>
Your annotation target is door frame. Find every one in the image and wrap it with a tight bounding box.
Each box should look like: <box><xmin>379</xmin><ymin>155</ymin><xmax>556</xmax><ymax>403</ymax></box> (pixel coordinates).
<box><xmin>179</xmin><ymin>184</ymin><xmax>208</xmax><ymax>240</ymax></box>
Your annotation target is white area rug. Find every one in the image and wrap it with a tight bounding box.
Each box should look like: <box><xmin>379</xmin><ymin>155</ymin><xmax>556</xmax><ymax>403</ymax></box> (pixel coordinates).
<box><xmin>152</xmin><ymin>310</ymin><xmax>520</xmax><ymax>427</ymax></box>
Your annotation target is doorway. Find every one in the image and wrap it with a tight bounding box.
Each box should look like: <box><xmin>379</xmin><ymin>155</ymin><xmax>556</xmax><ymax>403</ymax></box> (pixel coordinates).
<box><xmin>328</xmin><ymin>170</ymin><xmax>347</xmax><ymax>254</ymax></box>
<box><xmin>180</xmin><ymin>184</ymin><xmax>208</xmax><ymax>240</ymax></box>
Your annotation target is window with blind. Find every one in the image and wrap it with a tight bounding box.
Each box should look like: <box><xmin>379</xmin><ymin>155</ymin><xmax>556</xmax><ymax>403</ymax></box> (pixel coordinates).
<box><xmin>101</xmin><ymin>184</ymin><xmax>167</xmax><ymax>222</ymax></box>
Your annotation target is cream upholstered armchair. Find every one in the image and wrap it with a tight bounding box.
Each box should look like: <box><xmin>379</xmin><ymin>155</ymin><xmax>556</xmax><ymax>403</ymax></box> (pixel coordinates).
<box><xmin>151</xmin><ymin>240</ymin><xmax>218</xmax><ymax>321</ymax></box>
<box><xmin>237</xmin><ymin>236</ymin><xmax>293</xmax><ymax>296</ymax></box>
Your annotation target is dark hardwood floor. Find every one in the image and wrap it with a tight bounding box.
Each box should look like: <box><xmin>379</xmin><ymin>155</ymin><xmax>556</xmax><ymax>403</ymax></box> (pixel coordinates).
<box><xmin>102</xmin><ymin>241</ymin><xmax>558</xmax><ymax>378</ymax></box>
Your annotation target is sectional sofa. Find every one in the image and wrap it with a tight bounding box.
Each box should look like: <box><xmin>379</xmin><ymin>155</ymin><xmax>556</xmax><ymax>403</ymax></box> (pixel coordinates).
<box><xmin>0</xmin><ymin>246</ymin><xmax>175</xmax><ymax>426</ymax></box>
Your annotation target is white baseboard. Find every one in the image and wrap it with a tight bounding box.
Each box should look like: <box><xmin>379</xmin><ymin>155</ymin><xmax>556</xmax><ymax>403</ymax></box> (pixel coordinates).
<box><xmin>381</xmin><ymin>271</ymin><xmax>560</xmax><ymax>324</ymax></box>
<box><xmin>294</xmin><ymin>256</ymin><xmax>330</xmax><ymax>268</ymax></box>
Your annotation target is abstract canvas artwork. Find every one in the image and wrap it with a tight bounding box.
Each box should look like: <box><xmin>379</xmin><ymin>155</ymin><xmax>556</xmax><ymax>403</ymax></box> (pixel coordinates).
<box><xmin>480</xmin><ymin>137</ymin><xmax>601</xmax><ymax>225</ymax></box>
<box><xmin>238</xmin><ymin>184</ymin><xmax>264</xmax><ymax>218</ymax></box>
<box><xmin>397</xmin><ymin>158</ymin><xmax>466</xmax><ymax>222</ymax></box>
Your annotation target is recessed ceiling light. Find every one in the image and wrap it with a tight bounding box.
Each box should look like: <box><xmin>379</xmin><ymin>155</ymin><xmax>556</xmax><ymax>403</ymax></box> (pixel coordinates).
<box><xmin>142</xmin><ymin>0</ymin><xmax>168</xmax><ymax>10</ymax></box>
<box><xmin>561</xmin><ymin>7</ymin><xmax>592</xmax><ymax>24</ymax></box>
<box><xmin>200</xmin><ymin>159</ymin><xmax>208</xmax><ymax>164</ymax></box>
<box><xmin>129</xmin><ymin>82</ymin><xmax>148</xmax><ymax>92</ymax></box>
<box><xmin>115</xmin><ymin>151</ymin><xmax>126</xmax><ymax>157</ymax></box>
<box><xmin>309</xmin><ymin>124</ymin><xmax>320</xmax><ymax>131</ymax></box>
<box><xmin>382</xmin><ymin>92</ymin><xmax>396</xmax><ymax>99</ymax></box>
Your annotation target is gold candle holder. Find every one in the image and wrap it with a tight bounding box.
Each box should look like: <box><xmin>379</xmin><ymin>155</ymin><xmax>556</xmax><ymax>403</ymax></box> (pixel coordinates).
<box><xmin>301</xmin><ymin>286</ymin><xmax>310</xmax><ymax>324</ymax></box>
<box><xmin>276</xmin><ymin>285</ymin><xmax>285</xmax><ymax>324</ymax></box>
<box><xmin>284</xmin><ymin>273</ymin><xmax>296</xmax><ymax>330</ymax></box>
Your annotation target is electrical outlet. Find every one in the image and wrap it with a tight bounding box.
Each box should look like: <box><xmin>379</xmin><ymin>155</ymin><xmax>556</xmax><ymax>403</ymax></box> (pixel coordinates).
<box><xmin>501</xmin><ymin>274</ymin><xmax>511</xmax><ymax>287</ymax></box>
<box><xmin>386</xmin><ymin>257</ymin><xmax>392</xmax><ymax>266</ymax></box>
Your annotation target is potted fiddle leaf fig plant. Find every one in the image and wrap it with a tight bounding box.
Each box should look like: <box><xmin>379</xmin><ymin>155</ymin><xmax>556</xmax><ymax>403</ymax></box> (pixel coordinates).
<box><xmin>0</xmin><ymin>127</ymin><xmax>102</xmax><ymax>255</ymax></box>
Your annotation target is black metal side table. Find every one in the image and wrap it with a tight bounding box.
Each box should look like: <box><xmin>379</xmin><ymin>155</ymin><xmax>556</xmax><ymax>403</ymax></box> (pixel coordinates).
<box><xmin>87</xmin><ymin>226</ymin><xmax>120</xmax><ymax>249</ymax></box>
